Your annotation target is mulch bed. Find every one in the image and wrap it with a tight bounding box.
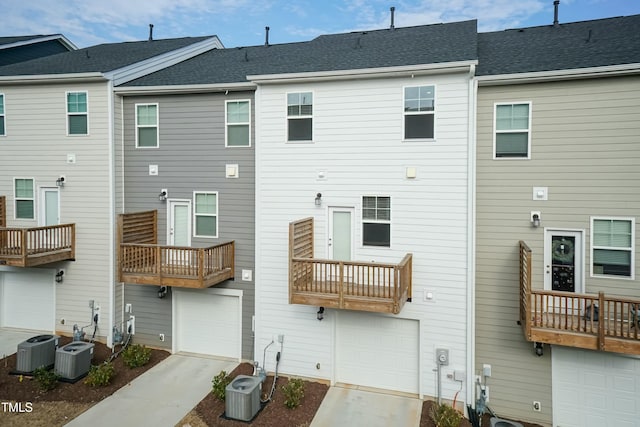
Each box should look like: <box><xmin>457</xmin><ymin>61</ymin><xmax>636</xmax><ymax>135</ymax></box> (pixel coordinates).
<box><xmin>419</xmin><ymin>400</ymin><xmax>544</xmax><ymax>427</ymax></box>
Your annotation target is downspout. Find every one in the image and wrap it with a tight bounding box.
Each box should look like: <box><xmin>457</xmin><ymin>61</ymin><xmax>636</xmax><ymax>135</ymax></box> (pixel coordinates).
<box><xmin>466</xmin><ymin>63</ymin><xmax>478</xmax><ymax>411</ymax></box>
<box><xmin>253</xmin><ymin>85</ymin><xmax>262</xmax><ymax>364</ymax></box>
<box><xmin>107</xmin><ymin>80</ymin><xmax>115</xmax><ymax>348</ymax></box>
<box><xmin>119</xmin><ymin>92</ymin><xmax>126</xmax><ymax>332</ymax></box>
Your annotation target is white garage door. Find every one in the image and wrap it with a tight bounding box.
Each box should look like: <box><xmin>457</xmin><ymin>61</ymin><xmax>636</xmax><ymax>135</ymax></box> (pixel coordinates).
<box><xmin>553</xmin><ymin>347</ymin><xmax>640</xmax><ymax>427</ymax></box>
<box><xmin>336</xmin><ymin>311</ymin><xmax>419</xmax><ymax>393</ymax></box>
<box><xmin>0</xmin><ymin>270</ymin><xmax>54</xmax><ymax>331</ymax></box>
<box><xmin>174</xmin><ymin>289</ymin><xmax>241</xmax><ymax>359</ymax></box>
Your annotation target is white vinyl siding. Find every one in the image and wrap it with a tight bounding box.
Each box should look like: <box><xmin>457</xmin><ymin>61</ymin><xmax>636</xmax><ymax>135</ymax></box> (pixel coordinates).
<box><xmin>193</xmin><ymin>191</ymin><xmax>218</xmax><ymax>238</ymax></box>
<box><xmin>287</xmin><ymin>92</ymin><xmax>313</xmax><ymax>142</ymax></box>
<box><xmin>0</xmin><ymin>93</ymin><xmax>5</xmax><ymax>136</ymax></box>
<box><xmin>66</xmin><ymin>91</ymin><xmax>88</xmax><ymax>135</ymax></box>
<box><xmin>136</xmin><ymin>103</ymin><xmax>158</xmax><ymax>148</ymax></box>
<box><xmin>404</xmin><ymin>85</ymin><xmax>435</xmax><ymax>139</ymax></box>
<box><xmin>591</xmin><ymin>217</ymin><xmax>634</xmax><ymax>279</ymax></box>
<box><xmin>493</xmin><ymin>102</ymin><xmax>531</xmax><ymax>158</ymax></box>
<box><xmin>14</xmin><ymin>178</ymin><xmax>34</xmax><ymax>219</ymax></box>
<box><xmin>226</xmin><ymin>100</ymin><xmax>251</xmax><ymax>147</ymax></box>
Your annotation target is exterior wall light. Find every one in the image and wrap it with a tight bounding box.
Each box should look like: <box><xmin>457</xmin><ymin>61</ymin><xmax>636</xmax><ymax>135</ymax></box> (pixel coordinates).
<box><xmin>534</xmin><ymin>342</ymin><xmax>544</xmax><ymax>356</ymax></box>
<box><xmin>56</xmin><ymin>176</ymin><xmax>65</xmax><ymax>187</ymax></box>
<box><xmin>55</xmin><ymin>270</ymin><xmax>64</xmax><ymax>283</ymax></box>
<box><xmin>315</xmin><ymin>193</ymin><xmax>322</xmax><ymax>206</ymax></box>
<box><xmin>158</xmin><ymin>189</ymin><xmax>168</xmax><ymax>201</ymax></box>
<box><xmin>531</xmin><ymin>211</ymin><xmax>541</xmax><ymax>228</ymax></box>
<box><xmin>317</xmin><ymin>306</ymin><xmax>324</xmax><ymax>321</ymax></box>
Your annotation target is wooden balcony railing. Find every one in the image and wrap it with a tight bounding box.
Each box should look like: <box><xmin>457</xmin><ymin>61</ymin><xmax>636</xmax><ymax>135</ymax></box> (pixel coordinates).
<box><xmin>289</xmin><ymin>218</ymin><xmax>412</xmax><ymax>314</ymax></box>
<box><xmin>119</xmin><ymin>241</ymin><xmax>235</xmax><ymax>289</ymax></box>
<box><xmin>0</xmin><ymin>224</ymin><xmax>76</xmax><ymax>267</ymax></box>
<box><xmin>519</xmin><ymin>241</ymin><xmax>640</xmax><ymax>355</ymax></box>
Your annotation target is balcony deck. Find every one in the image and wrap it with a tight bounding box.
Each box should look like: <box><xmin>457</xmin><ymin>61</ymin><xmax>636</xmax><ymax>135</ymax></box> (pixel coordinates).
<box><xmin>289</xmin><ymin>218</ymin><xmax>412</xmax><ymax>314</ymax></box>
<box><xmin>0</xmin><ymin>224</ymin><xmax>76</xmax><ymax>267</ymax></box>
<box><xmin>519</xmin><ymin>241</ymin><xmax>640</xmax><ymax>355</ymax></box>
<box><xmin>117</xmin><ymin>210</ymin><xmax>234</xmax><ymax>289</ymax></box>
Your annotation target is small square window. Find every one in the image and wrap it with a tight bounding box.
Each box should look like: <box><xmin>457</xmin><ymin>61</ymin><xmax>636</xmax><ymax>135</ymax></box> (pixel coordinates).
<box><xmin>591</xmin><ymin>218</ymin><xmax>634</xmax><ymax>278</ymax></box>
<box><xmin>404</xmin><ymin>86</ymin><xmax>435</xmax><ymax>139</ymax></box>
<box><xmin>287</xmin><ymin>92</ymin><xmax>313</xmax><ymax>142</ymax></box>
<box><xmin>362</xmin><ymin>196</ymin><xmax>391</xmax><ymax>247</ymax></box>
<box><xmin>494</xmin><ymin>103</ymin><xmax>531</xmax><ymax>158</ymax></box>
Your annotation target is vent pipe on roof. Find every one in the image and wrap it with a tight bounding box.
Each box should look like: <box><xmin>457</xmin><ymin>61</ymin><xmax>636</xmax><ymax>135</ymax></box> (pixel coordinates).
<box><xmin>553</xmin><ymin>1</ymin><xmax>560</xmax><ymax>27</ymax></box>
<box><xmin>390</xmin><ymin>7</ymin><xmax>396</xmax><ymax>30</ymax></box>
<box><xmin>149</xmin><ymin>24</ymin><xmax>154</xmax><ymax>41</ymax></box>
<box><xmin>265</xmin><ymin>26</ymin><xmax>270</xmax><ymax>47</ymax></box>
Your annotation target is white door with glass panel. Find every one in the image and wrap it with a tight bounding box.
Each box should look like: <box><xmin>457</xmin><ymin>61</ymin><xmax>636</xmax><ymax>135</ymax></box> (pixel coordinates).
<box><xmin>544</xmin><ymin>229</ymin><xmax>584</xmax><ymax>313</ymax></box>
<box><xmin>167</xmin><ymin>200</ymin><xmax>191</xmax><ymax>264</ymax></box>
<box><xmin>38</xmin><ymin>188</ymin><xmax>60</xmax><ymax>248</ymax></box>
<box><xmin>329</xmin><ymin>207</ymin><xmax>354</xmax><ymax>261</ymax></box>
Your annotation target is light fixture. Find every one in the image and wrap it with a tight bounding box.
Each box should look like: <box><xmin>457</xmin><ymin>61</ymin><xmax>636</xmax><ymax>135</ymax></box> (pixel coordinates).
<box><xmin>56</xmin><ymin>176</ymin><xmax>65</xmax><ymax>187</ymax></box>
<box><xmin>158</xmin><ymin>189</ymin><xmax>168</xmax><ymax>201</ymax></box>
<box><xmin>158</xmin><ymin>286</ymin><xmax>168</xmax><ymax>298</ymax></box>
<box><xmin>534</xmin><ymin>342</ymin><xmax>544</xmax><ymax>357</ymax></box>
<box><xmin>317</xmin><ymin>307</ymin><xmax>324</xmax><ymax>321</ymax></box>
<box><xmin>55</xmin><ymin>270</ymin><xmax>64</xmax><ymax>283</ymax></box>
<box><xmin>315</xmin><ymin>193</ymin><xmax>322</xmax><ymax>206</ymax></box>
<box><xmin>531</xmin><ymin>211</ymin><xmax>541</xmax><ymax>228</ymax></box>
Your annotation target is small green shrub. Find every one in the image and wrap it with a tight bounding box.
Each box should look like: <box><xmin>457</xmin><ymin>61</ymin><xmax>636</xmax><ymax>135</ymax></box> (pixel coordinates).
<box><xmin>429</xmin><ymin>402</ymin><xmax>463</xmax><ymax>427</ymax></box>
<box><xmin>282</xmin><ymin>378</ymin><xmax>304</xmax><ymax>409</ymax></box>
<box><xmin>85</xmin><ymin>361</ymin><xmax>115</xmax><ymax>387</ymax></box>
<box><xmin>212</xmin><ymin>370</ymin><xmax>232</xmax><ymax>401</ymax></box>
<box><xmin>122</xmin><ymin>344</ymin><xmax>152</xmax><ymax>368</ymax></box>
<box><xmin>33</xmin><ymin>367</ymin><xmax>59</xmax><ymax>391</ymax></box>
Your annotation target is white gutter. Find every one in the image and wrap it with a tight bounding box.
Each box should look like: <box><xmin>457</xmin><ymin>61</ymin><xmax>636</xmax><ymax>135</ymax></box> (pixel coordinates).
<box><xmin>0</xmin><ymin>72</ymin><xmax>106</xmax><ymax>84</ymax></box>
<box><xmin>248</xmin><ymin>60</ymin><xmax>478</xmax><ymax>84</ymax></box>
<box><xmin>477</xmin><ymin>63</ymin><xmax>640</xmax><ymax>86</ymax></box>
<box><xmin>114</xmin><ymin>81</ymin><xmax>256</xmax><ymax>95</ymax></box>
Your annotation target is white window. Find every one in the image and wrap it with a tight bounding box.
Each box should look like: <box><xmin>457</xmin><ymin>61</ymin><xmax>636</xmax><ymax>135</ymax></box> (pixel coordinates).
<box><xmin>287</xmin><ymin>92</ymin><xmax>312</xmax><ymax>142</ymax></box>
<box><xmin>404</xmin><ymin>85</ymin><xmax>435</xmax><ymax>139</ymax></box>
<box><xmin>14</xmin><ymin>178</ymin><xmax>34</xmax><ymax>219</ymax></box>
<box><xmin>591</xmin><ymin>217</ymin><xmax>635</xmax><ymax>279</ymax></box>
<box><xmin>494</xmin><ymin>102</ymin><xmax>531</xmax><ymax>158</ymax></box>
<box><xmin>136</xmin><ymin>103</ymin><xmax>158</xmax><ymax>148</ymax></box>
<box><xmin>362</xmin><ymin>196</ymin><xmax>391</xmax><ymax>247</ymax></box>
<box><xmin>194</xmin><ymin>192</ymin><xmax>218</xmax><ymax>238</ymax></box>
<box><xmin>226</xmin><ymin>100</ymin><xmax>251</xmax><ymax>147</ymax></box>
<box><xmin>67</xmin><ymin>91</ymin><xmax>88</xmax><ymax>135</ymax></box>
<box><xmin>0</xmin><ymin>93</ymin><xmax>5</xmax><ymax>136</ymax></box>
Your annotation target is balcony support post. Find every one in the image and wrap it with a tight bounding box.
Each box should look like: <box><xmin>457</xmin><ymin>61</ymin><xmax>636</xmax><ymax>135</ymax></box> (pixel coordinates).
<box><xmin>598</xmin><ymin>291</ymin><xmax>605</xmax><ymax>350</ymax></box>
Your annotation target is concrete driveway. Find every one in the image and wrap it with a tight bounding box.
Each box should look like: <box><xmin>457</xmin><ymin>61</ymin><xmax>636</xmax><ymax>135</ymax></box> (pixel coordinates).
<box><xmin>0</xmin><ymin>329</ymin><xmax>46</xmax><ymax>358</ymax></box>
<box><xmin>310</xmin><ymin>386</ymin><xmax>422</xmax><ymax>427</ymax></box>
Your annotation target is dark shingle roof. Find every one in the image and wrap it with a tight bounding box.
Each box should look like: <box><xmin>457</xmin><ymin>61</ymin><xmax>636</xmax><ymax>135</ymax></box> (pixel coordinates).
<box><xmin>0</xmin><ymin>34</ymin><xmax>76</xmax><ymax>66</ymax></box>
<box><xmin>0</xmin><ymin>35</ymin><xmax>51</xmax><ymax>46</ymax></box>
<box><xmin>477</xmin><ymin>15</ymin><xmax>640</xmax><ymax>76</ymax></box>
<box><xmin>123</xmin><ymin>20</ymin><xmax>478</xmax><ymax>86</ymax></box>
<box><xmin>0</xmin><ymin>36</ymin><xmax>212</xmax><ymax>76</ymax></box>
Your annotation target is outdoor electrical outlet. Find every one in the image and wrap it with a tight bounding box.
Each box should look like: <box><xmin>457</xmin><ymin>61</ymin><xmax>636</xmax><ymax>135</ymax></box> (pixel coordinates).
<box><xmin>159</xmin><ymin>333</ymin><xmax>165</xmax><ymax>342</ymax></box>
<box><xmin>533</xmin><ymin>401</ymin><xmax>541</xmax><ymax>412</ymax></box>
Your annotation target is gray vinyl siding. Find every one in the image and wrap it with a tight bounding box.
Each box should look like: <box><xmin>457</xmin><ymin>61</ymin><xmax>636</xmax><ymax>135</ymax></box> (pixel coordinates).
<box><xmin>475</xmin><ymin>75</ymin><xmax>640</xmax><ymax>426</ymax></box>
<box><xmin>118</xmin><ymin>91</ymin><xmax>255</xmax><ymax>357</ymax></box>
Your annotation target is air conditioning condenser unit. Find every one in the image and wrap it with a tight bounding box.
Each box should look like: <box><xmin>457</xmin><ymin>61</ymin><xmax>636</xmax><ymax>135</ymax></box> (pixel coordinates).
<box><xmin>16</xmin><ymin>334</ymin><xmax>60</xmax><ymax>373</ymax></box>
<box><xmin>54</xmin><ymin>341</ymin><xmax>94</xmax><ymax>381</ymax></box>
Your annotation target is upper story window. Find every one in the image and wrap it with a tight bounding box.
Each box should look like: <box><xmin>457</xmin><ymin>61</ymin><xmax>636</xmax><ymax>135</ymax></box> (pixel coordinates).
<box><xmin>287</xmin><ymin>92</ymin><xmax>312</xmax><ymax>142</ymax></box>
<box><xmin>494</xmin><ymin>103</ymin><xmax>531</xmax><ymax>158</ymax></box>
<box><xmin>226</xmin><ymin>100</ymin><xmax>251</xmax><ymax>147</ymax></box>
<box><xmin>194</xmin><ymin>191</ymin><xmax>218</xmax><ymax>238</ymax></box>
<box><xmin>0</xmin><ymin>94</ymin><xmax>5</xmax><ymax>136</ymax></box>
<box><xmin>591</xmin><ymin>217</ymin><xmax>635</xmax><ymax>279</ymax></box>
<box><xmin>362</xmin><ymin>196</ymin><xmax>391</xmax><ymax>247</ymax></box>
<box><xmin>14</xmin><ymin>178</ymin><xmax>34</xmax><ymax>219</ymax></box>
<box><xmin>136</xmin><ymin>103</ymin><xmax>158</xmax><ymax>148</ymax></box>
<box><xmin>67</xmin><ymin>91</ymin><xmax>88</xmax><ymax>135</ymax></box>
<box><xmin>404</xmin><ymin>85</ymin><xmax>435</xmax><ymax>139</ymax></box>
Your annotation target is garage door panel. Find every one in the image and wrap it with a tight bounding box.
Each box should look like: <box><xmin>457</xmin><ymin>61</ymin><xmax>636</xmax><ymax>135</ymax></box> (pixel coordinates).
<box><xmin>336</xmin><ymin>311</ymin><xmax>418</xmax><ymax>393</ymax></box>
<box><xmin>553</xmin><ymin>347</ymin><xmax>640</xmax><ymax>427</ymax></box>
<box><xmin>175</xmin><ymin>290</ymin><xmax>240</xmax><ymax>359</ymax></box>
<box><xmin>1</xmin><ymin>271</ymin><xmax>54</xmax><ymax>331</ymax></box>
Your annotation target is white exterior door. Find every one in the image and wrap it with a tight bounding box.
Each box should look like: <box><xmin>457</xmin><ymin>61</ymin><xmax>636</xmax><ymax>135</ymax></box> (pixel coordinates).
<box><xmin>553</xmin><ymin>347</ymin><xmax>640</xmax><ymax>427</ymax></box>
<box><xmin>329</xmin><ymin>207</ymin><xmax>354</xmax><ymax>261</ymax></box>
<box><xmin>174</xmin><ymin>288</ymin><xmax>241</xmax><ymax>359</ymax></box>
<box><xmin>335</xmin><ymin>311</ymin><xmax>419</xmax><ymax>393</ymax></box>
<box><xmin>38</xmin><ymin>188</ymin><xmax>59</xmax><ymax>226</ymax></box>
<box><xmin>168</xmin><ymin>200</ymin><xmax>191</xmax><ymax>246</ymax></box>
<box><xmin>0</xmin><ymin>270</ymin><xmax>55</xmax><ymax>331</ymax></box>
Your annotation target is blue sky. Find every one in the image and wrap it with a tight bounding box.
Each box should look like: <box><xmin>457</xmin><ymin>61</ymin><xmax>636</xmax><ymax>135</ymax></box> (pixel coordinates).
<box><xmin>3</xmin><ymin>0</ymin><xmax>640</xmax><ymax>48</ymax></box>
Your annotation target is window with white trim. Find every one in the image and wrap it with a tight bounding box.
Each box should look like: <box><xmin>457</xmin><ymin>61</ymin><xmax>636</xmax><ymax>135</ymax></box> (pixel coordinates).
<box><xmin>136</xmin><ymin>103</ymin><xmax>158</xmax><ymax>148</ymax></box>
<box><xmin>287</xmin><ymin>92</ymin><xmax>312</xmax><ymax>141</ymax></box>
<box><xmin>362</xmin><ymin>196</ymin><xmax>391</xmax><ymax>247</ymax></box>
<box><xmin>494</xmin><ymin>102</ymin><xmax>531</xmax><ymax>158</ymax></box>
<box><xmin>591</xmin><ymin>217</ymin><xmax>634</xmax><ymax>278</ymax></box>
<box><xmin>226</xmin><ymin>100</ymin><xmax>251</xmax><ymax>147</ymax></box>
<box><xmin>404</xmin><ymin>85</ymin><xmax>435</xmax><ymax>139</ymax></box>
<box><xmin>67</xmin><ymin>91</ymin><xmax>88</xmax><ymax>135</ymax></box>
<box><xmin>0</xmin><ymin>93</ymin><xmax>5</xmax><ymax>136</ymax></box>
<box><xmin>194</xmin><ymin>192</ymin><xmax>218</xmax><ymax>237</ymax></box>
<box><xmin>14</xmin><ymin>178</ymin><xmax>34</xmax><ymax>219</ymax></box>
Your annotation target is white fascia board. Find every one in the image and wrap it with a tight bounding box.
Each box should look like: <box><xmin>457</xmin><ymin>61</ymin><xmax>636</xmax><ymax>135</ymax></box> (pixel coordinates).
<box><xmin>105</xmin><ymin>36</ymin><xmax>224</xmax><ymax>86</ymax></box>
<box><xmin>0</xmin><ymin>34</ymin><xmax>78</xmax><ymax>51</ymax></box>
<box><xmin>114</xmin><ymin>81</ymin><xmax>256</xmax><ymax>95</ymax></box>
<box><xmin>477</xmin><ymin>63</ymin><xmax>640</xmax><ymax>86</ymax></box>
<box><xmin>0</xmin><ymin>72</ymin><xmax>106</xmax><ymax>84</ymax></box>
<box><xmin>248</xmin><ymin>60</ymin><xmax>478</xmax><ymax>84</ymax></box>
